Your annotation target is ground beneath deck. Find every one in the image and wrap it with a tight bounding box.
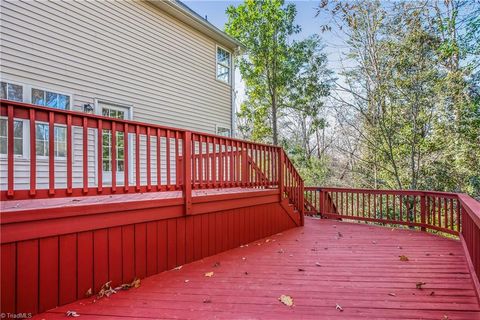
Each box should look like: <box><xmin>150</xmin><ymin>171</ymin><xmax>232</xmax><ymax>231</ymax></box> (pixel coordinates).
<box><xmin>34</xmin><ymin>218</ymin><xmax>480</xmax><ymax>320</ymax></box>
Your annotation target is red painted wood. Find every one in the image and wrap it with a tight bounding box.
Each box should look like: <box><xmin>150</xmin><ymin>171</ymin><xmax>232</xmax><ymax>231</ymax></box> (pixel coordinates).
<box><xmin>82</xmin><ymin>117</ymin><xmax>88</xmax><ymax>193</ymax></box>
<box><xmin>157</xmin><ymin>220</ymin><xmax>168</xmax><ymax>272</ymax></box>
<box><xmin>1</xmin><ymin>243</ymin><xmax>16</xmax><ymax>313</ymax></box>
<box><xmin>29</xmin><ymin>109</ymin><xmax>36</xmax><ymax>196</ymax></box>
<box><xmin>67</xmin><ymin>115</ymin><xmax>73</xmax><ymax>194</ymax></box>
<box><xmin>135</xmin><ymin>125</ymin><xmax>140</xmax><ymax>191</ymax></box>
<box><xmin>167</xmin><ymin>219</ymin><xmax>176</xmax><ymax>269</ymax></box>
<box><xmin>17</xmin><ymin>240</ymin><xmax>38</xmax><ymax>314</ymax></box>
<box><xmin>59</xmin><ymin>234</ymin><xmax>77</xmax><ymax>305</ymax></box>
<box><xmin>111</xmin><ymin>121</ymin><xmax>117</xmax><ymax>192</ymax></box>
<box><xmin>201</xmin><ymin>214</ymin><xmax>209</xmax><ymax>258</ymax></box>
<box><xmin>193</xmin><ymin>215</ymin><xmax>202</xmax><ymax>260</ymax></box>
<box><xmin>124</xmin><ymin>123</ymin><xmax>129</xmax><ymax>191</ymax></box>
<box><xmin>134</xmin><ymin>223</ymin><xmax>147</xmax><ymax>279</ymax></box>
<box><xmin>7</xmin><ymin>105</ymin><xmax>14</xmax><ymax>197</ymax></box>
<box><xmin>185</xmin><ymin>216</ymin><xmax>194</xmax><ymax>263</ymax></box>
<box><xmin>108</xmin><ymin>227</ymin><xmax>122</xmax><ymax>287</ymax></box>
<box><xmin>77</xmin><ymin>231</ymin><xmax>93</xmax><ymax>299</ymax></box>
<box><xmin>97</xmin><ymin>119</ymin><xmax>103</xmax><ymax>193</ymax></box>
<box><xmin>146</xmin><ymin>222</ymin><xmax>158</xmax><ymax>277</ymax></box>
<box><xmin>121</xmin><ymin>225</ymin><xmax>135</xmax><ymax>283</ymax></box>
<box><xmin>93</xmin><ymin>229</ymin><xmax>108</xmax><ymax>292</ymax></box>
<box><xmin>176</xmin><ymin>218</ymin><xmax>186</xmax><ymax>266</ymax></box>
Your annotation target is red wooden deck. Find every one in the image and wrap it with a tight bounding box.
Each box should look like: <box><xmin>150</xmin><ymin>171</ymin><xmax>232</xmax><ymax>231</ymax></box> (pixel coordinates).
<box><xmin>33</xmin><ymin>218</ymin><xmax>480</xmax><ymax>320</ymax></box>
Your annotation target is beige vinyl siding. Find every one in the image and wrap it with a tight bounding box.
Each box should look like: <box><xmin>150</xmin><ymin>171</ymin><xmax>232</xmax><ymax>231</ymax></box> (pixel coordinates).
<box><xmin>0</xmin><ymin>0</ymin><xmax>232</xmax><ymax>191</ymax></box>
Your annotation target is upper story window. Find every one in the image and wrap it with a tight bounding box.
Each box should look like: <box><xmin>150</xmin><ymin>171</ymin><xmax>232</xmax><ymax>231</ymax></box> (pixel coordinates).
<box><xmin>216</xmin><ymin>46</ymin><xmax>231</xmax><ymax>84</ymax></box>
<box><xmin>1</xmin><ymin>81</ymin><xmax>23</xmax><ymax>102</ymax></box>
<box><xmin>32</xmin><ymin>88</ymin><xmax>70</xmax><ymax>110</ymax></box>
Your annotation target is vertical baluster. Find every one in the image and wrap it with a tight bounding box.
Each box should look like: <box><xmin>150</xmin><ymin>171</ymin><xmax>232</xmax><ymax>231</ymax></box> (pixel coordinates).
<box><xmin>124</xmin><ymin>123</ymin><xmax>129</xmax><ymax>192</ymax></box>
<box><xmin>7</xmin><ymin>105</ymin><xmax>14</xmax><ymax>197</ymax></box>
<box><xmin>66</xmin><ymin>115</ymin><xmax>73</xmax><ymax>194</ymax></box>
<box><xmin>49</xmin><ymin>111</ymin><xmax>55</xmax><ymax>195</ymax></box>
<box><xmin>175</xmin><ymin>131</ymin><xmax>179</xmax><ymax>190</ymax></box>
<box><xmin>219</xmin><ymin>138</ymin><xmax>224</xmax><ymax>188</ymax></box>
<box><xmin>135</xmin><ymin>125</ymin><xmax>140</xmax><ymax>191</ymax></box>
<box><xmin>205</xmin><ymin>136</ymin><xmax>211</xmax><ymax>188</ymax></box>
<box><xmin>111</xmin><ymin>121</ymin><xmax>117</xmax><ymax>193</ymax></box>
<box><xmin>199</xmin><ymin>135</ymin><xmax>203</xmax><ymax>188</ymax></box>
<box><xmin>449</xmin><ymin>198</ymin><xmax>454</xmax><ymax>231</ymax></box>
<box><xmin>443</xmin><ymin>197</ymin><xmax>448</xmax><ymax>230</ymax></box>
<box><xmin>236</xmin><ymin>141</ymin><xmax>241</xmax><ymax>186</ymax></box>
<box><xmin>83</xmin><ymin>117</ymin><xmax>89</xmax><ymax>193</ymax></box>
<box><xmin>229</xmin><ymin>139</ymin><xmax>234</xmax><ymax>186</ymax></box>
<box><xmin>156</xmin><ymin>128</ymin><xmax>161</xmax><ymax>190</ymax></box>
<box><xmin>146</xmin><ymin>127</ymin><xmax>151</xmax><ymax>191</ymax></box>
<box><xmin>212</xmin><ymin>137</ymin><xmax>217</xmax><ymax>187</ymax></box>
<box><xmin>29</xmin><ymin>109</ymin><xmax>36</xmax><ymax>196</ymax></box>
<box><xmin>166</xmin><ymin>129</ymin><xmax>171</xmax><ymax>188</ymax></box>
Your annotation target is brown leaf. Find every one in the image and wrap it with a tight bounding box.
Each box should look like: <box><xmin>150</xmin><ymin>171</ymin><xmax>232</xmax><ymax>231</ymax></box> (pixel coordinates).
<box><xmin>388</xmin><ymin>293</ymin><xmax>396</xmax><ymax>297</ymax></box>
<box><xmin>399</xmin><ymin>255</ymin><xmax>409</xmax><ymax>262</ymax></box>
<box><xmin>416</xmin><ymin>282</ymin><xmax>426</xmax><ymax>289</ymax></box>
<box><xmin>213</xmin><ymin>262</ymin><xmax>221</xmax><ymax>268</ymax></box>
<box><xmin>205</xmin><ymin>271</ymin><xmax>214</xmax><ymax>277</ymax></box>
<box><xmin>97</xmin><ymin>281</ymin><xmax>116</xmax><ymax>299</ymax></box>
<box><xmin>335</xmin><ymin>304</ymin><xmax>344</xmax><ymax>311</ymax></box>
<box><xmin>173</xmin><ymin>265</ymin><xmax>183</xmax><ymax>270</ymax></box>
<box><xmin>85</xmin><ymin>288</ymin><xmax>92</xmax><ymax>297</ymax></box>
<box><xmin>298</xmin><ymin>268</ymin><xmax>305</xmax><ymax>272</ymax></box>
<box><xmin>203</xmin><ymin>298</ymin><xmax>212</xmax><ymax>303</ymax></box>
<box><xmin>315</xmin><ymin>262</ymin><xmax>322</xmax><ymax>267</ymax></box>
<box><xmin>429</xmin><ymin>291</ymin><xmax>435</xmax><ymax>296</ymax></box>
<box><xmin>244</xmin><ymin>272</ymin><xmax>249</xmax><ymax>275</ymax></box>
<box><xmin>66</xmin><ymin>310</ymin><xmax>80</xmax><ymax>317</ymax></box>
<box><xmin>278</xmin><ymin>294</ymin><xmax>294</xmax><ymax>307</ymax></box>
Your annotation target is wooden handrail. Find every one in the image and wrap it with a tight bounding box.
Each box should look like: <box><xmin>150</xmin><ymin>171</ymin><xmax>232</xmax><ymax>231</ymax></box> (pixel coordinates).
<box><xmin>305</xmin><ymin>186</ymin><xmax>480</xmax><ymax>287</ymax></box>
<box><xmin>0</xmin><ymin>100</ymin><xmax>305</xmax><ymax>221</ymax></box>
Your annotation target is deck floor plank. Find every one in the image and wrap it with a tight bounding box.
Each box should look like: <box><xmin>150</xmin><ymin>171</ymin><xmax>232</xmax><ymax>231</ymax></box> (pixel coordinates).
<box><xmin>34</xmin><ymin>218</ymin><xmax>480</xmax><ymax>319</ymax></box>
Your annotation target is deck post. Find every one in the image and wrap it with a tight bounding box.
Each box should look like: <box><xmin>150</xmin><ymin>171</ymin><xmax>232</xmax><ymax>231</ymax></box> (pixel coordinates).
<box><xmin>183</xmin><ymin>131</ymin><xmax>192</xmax><ymax>215</ymax></box>
<box><xmin>319</xmin><ymin>189</ymin><xmax>325</xmax><ymax>216</ymax></box>
<box><xmin>278</xmin><ymin>148</ymin><xmax>285</xmax><ymax>200</ymax></box>
<box><xmin>420</xmin><ymin>193</ymin><xmax>426</xmax><ymax>231</ymax></box>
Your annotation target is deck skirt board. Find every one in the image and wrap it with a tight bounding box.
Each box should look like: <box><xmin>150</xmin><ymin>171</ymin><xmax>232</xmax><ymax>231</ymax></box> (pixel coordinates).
<box><xmin>33</xmin><ymin>218</ymin><xmax>480</xmax><ymax>319</ymax></box>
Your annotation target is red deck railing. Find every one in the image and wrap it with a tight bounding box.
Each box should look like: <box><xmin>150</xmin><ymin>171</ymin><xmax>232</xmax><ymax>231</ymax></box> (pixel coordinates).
<box><xmin>0</xmin><ymin>100</ymin><xmax>304</xmax><ymax>217</ymax></box>
<box><xmin>305</xmin><ymin>186</ymin><xmax>480</xmax><ymax>289</ymax></box>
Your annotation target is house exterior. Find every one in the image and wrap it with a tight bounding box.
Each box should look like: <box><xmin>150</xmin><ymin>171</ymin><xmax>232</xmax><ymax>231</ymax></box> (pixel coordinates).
<box><xmin>0</xmin><ymin>0</ymin><xmax>243</xmax><ymax>191</ymax></box>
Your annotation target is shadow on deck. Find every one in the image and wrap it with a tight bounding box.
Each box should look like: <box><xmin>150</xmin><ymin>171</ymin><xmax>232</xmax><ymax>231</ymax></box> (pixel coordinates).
<box><xmin>34</xmin><ymin>218</ymin><xmax>480</xmax><ymax>320</ymax></box>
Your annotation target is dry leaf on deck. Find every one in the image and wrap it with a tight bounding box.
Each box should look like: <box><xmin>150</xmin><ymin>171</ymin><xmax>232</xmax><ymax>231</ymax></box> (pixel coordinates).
<box><xmin>335</xmin><ymin>304</ymin><xmax>343</xmax><ymax>311</ymax></box>
<box><xmin>85</xmin><ymin>288</ymin><xmax>92</xmax><ymax>297</ymax></box>
<box><xmin>173</xmin><ymin>265</ymin><xmax>183</xmax><ymax>270</ymax></box>
<box><xmin>66</xmin><ymin>311</ymin><xmax>80</xmax><ymax>317</ymax></box>
<box><xmin>298</xmin><ymin>268</ymin><xmax>305</xmax><ymax>272</ymax></box>
<box><xmin>278</xmin><ymin>294</ymin><xmax>294</xmax><ymax>307</ymax></box>
<box><xmin>399</xmin><ymin>255</ymin><xmax>409</xmax><ymax>261</ymax></box>
<box><xmin>97</xmin><ymin>281</ymin><xmax>116</xmax><ymax>299</ymax></box>
<box><xmin>416</xmin><ymin>282</ymin><xmax>426</xmax><ymax>289</ymax></box>
<box><xmin>205</xmin><ymin>271</ymin><xmax>214</xmax><ymax>277</ymax></box>
<box><xmin>315</xmin><ymin>262</ymin><xmax>321</xmax><ymax>267</ymax></box>
<box><xmin>388</xmin><ymin>293</ymin><xmax>396</xmax><ymax>297</ymax></box>
<box><xmin>213</xmin><ymin>262</ymin><xmax>221</xmax><ymax>268</ymax></box>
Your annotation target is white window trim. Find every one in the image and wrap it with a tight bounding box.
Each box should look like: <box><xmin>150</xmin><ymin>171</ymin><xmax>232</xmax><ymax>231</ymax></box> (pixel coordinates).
<box><xmin>1</xmin><ymin>79</ymin><xmax>28</xmax><ymax>102</ymax></box>
<box><xmin>215</xmin><ymin>124</ymin><xmax>231</xmax><ymax>137</ymax></box>
<box><xmin>30</xmin><ymin>85</ymin><xmax>73</xmax><ymax>111</ymax></box>
<box><xmin>215</xmin><ymin>45</ymin><xmax>232</xmax><ymax>85</ymax></box>
<box><xmin>0</xmin><ymin>116</ymin><xmax>30</xmax><ymax>160</ymax></box>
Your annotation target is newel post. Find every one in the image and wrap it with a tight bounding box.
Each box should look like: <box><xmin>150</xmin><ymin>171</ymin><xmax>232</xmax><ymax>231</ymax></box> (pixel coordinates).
<box><xmin>183</xmin><ymin>131</ymin><xmax>192</xmax><ymax>215</ymax></box>
<box><xmin>278</xmin><ymin>148</ymin><xmax>285</xmax><ymax>200</ymax></box>
<box><xmin>420</xmin><ymin>193</ymin><xmax>426</xmax><ymax>231</ymax></box>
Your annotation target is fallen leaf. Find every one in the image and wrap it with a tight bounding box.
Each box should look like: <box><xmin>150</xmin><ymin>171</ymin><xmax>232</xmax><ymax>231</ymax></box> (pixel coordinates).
<box><xmin>416</xmin><ymin>282</ymin><xmax>426</xmax><ymax>289</ymax></box>
<box><xmin>442</xmin><ymin>316</ymin><xmax>449</xmax><ymax>320</ymax></box>
<box><xmin>399</xmin><ymin>255</ymin><xmax>409</xmax><ymax>261</ymax></box>
<box><xmin>337</xmin><ymin>232</ymin><xmax>343</xmax><ymax>238</ymax></box>
<box><xmin>278</xmin><ymin>294</ymin><xmax>294</xmax><ymax>307</ymax></box>
<box><xmin>448</xmin><ymin>252</ymin><xmax>454</xmax><ymax>256</ymax></box>
<box><xmin>298</xmin><ymin>268</ymin><xmax>305</xmax><ymax>272</ymax></box>
<box><xmin>205</xmin><ymin>271</ymin><xmax>214</xmax><ymax>277</ymax></box>
<box><xmin>184</xmin><ymin>280</ymin><xmax>189</xmax><ymax>283</ymax></box>
<box><xmin>203</xmin><ymin>298</ymin><xmax>212</xmax><ymax>303</ymax></box>
<box><xmin>173</xmin><ymin>265</ymin><xmax>183</xmax><ymax>270</ymax></box>
<box><xmin>388</xmin><ymin>293</ymin><xmax>396</xmax><ymax>297</ymax></box>
<box><xmin>289</xmin><ymin>254</ymin><xmax>293</xmax><ymax>257</ymax></box>
<box><xmin>429</xmin><ymin>291</ymin><xmax>435</xmax><ymax>296</ymax></box>
<box><xmin>66</xmin><ymin>311</ymin><xmax>80</xmax><ymax>317</ymax></box>
<box><xmin>242</xmin><ymin>257</ymin><xmax>247</xmax><ymax>261</ymax></box>
<box><xmin>265</xmin><ymin>239</ymin><xmax>271</xmax><ymax>243</ymax></box>
<box><xmin>372</xmin><ymin>240</ymin><xmax>377</xmax><ymax>244</ymax></box>
<box><xmin>85</xmin><ymin>288</ymin><xmax>92</xmax><ymax>297</ymax></box>
<box><xmin>277</xmin><ymin>249</ymin><xmax>284</xmax><ymax>254</ymax></box>
<box><xmin>213</xmin><ymin>262</ymin><xmax>221</xmax><ymax>268</ymax></box>
<box><xmin>315</xmin><ymin>262</ymin><xmax>321</xmax><ymax>267</ymax></box>
<box><xmin>97</xmin><ymin>281</ymin><xmax>116</xmax><ymax>299</ymax></box>
<box><xmin>335</xmin><ymin>304</ymin><xmax>343</xmax><ymax>311</ymax></box>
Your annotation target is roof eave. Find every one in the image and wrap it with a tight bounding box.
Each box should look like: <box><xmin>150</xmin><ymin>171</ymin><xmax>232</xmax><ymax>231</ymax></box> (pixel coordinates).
<box><xmin>147</xmin><ymin>0</ymin><xmax>245</xmax><ymax>52</ymax></box>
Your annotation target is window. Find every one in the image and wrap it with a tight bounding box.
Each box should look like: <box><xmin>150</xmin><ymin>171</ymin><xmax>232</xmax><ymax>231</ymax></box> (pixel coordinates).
<box><xmin>32</xmin><ymin>88</ymin><xmax>70</xmax><ymax>110</ymax></box>
<box><xmin>216</xmin><ymin>126</ymin><xmax>231</xmax><ymax>137</ymax></box>
<box><xmin>216</xmin><ymin>47</ymin><xmax>231</xmax><ymax>84</ymax></box>
<box><xmin>0</xmin><ymin>119</ymin><xmax>24</xmax><ymax>155</ymax></box>
<box><xmin>35</xmin><ymin>124</ymin><xmax>67</xmax><ymax>158</ymax></box>
<box><xmin>102</xmin><ymin>108</ymin><xmax>125</xmax><ymax>120</ymax></box>
<box><xmin>1</xmin><ymin>81</ymin><xmax>23</xmax><ymax>101</ymax></box>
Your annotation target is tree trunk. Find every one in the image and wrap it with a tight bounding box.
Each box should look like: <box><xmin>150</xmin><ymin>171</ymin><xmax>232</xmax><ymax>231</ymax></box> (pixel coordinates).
<box><xmin>272</xmin><ymin>93</ymin><xmax>278</xmax><ymax>145</ymax></box>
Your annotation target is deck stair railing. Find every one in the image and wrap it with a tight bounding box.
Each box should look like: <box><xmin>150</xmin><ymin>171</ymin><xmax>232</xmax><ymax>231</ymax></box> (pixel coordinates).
<box><xmin>0</xmin><ymin>100</ymin><xmax>304</xmax><ymax>219</ymax></box>
<box><xmin>305</xmin><ymin>186</ymin><xmax>480</xmax><ymax>287</ymax></box>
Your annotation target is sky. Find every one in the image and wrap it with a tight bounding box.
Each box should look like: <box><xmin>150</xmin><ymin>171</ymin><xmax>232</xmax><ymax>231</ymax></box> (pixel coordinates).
<box><xmin>183</xmin><ymin>0</ymin><xmax>348</xmax><ymax>110</ymax></box>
